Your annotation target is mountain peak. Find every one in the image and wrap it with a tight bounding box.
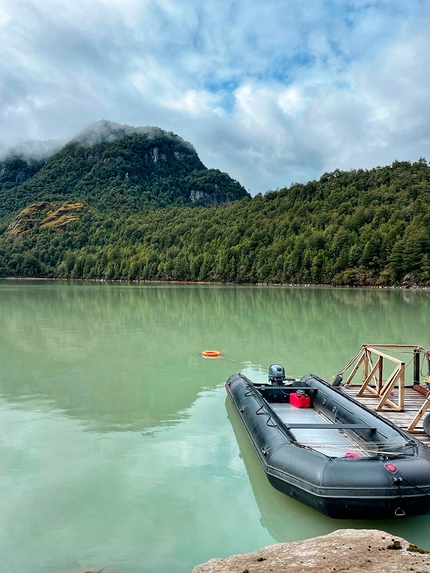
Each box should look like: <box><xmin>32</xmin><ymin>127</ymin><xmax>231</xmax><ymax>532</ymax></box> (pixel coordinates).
<box><xmin>72</xmin><ymin>120</ymin><xmax>137</xmax><ymax>146</ymax></box>
<box><xmin>71</xmin><ymin>120</ymin><xmax>196</xmax><ymax>152</ymax></box>
<box><xmin>0</xmin><ymin>120</ymin><xmax>249</xmax><ymax>216</ymax></box>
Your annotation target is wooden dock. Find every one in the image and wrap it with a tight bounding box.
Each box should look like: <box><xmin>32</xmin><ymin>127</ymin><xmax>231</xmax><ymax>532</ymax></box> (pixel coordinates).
<box><xmin>343</xmin><ymin>384</ymin><xmax>430</xmax><ymax>446</ymax></box>
<box><xmin>335</xmin><ymin>344</ymin><xmax>430</xmax><ymax>447</ymax></box>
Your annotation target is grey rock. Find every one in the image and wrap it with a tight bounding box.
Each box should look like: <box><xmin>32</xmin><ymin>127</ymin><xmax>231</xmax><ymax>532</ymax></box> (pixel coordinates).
<box><xmin>192</xmin><ymin>529</ymin><xmax>430</xmax><ymax>573</ymax></box>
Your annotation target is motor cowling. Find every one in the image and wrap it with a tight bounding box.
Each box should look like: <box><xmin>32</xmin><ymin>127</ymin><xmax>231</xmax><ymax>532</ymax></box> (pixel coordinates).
<box><xmin>268</xmin><ymin>364</ymin><xmax>286</xmax><ymax>385</ymax></box>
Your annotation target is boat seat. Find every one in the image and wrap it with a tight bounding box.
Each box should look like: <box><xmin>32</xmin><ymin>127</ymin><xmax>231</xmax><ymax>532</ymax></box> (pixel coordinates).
<box><xmin>285</xmin><ymin>423</ymin><xmax>376</xmax><ymax>430</ymax></box>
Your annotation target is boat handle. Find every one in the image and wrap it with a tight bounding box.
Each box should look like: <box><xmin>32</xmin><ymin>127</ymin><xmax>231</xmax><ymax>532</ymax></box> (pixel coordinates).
<box><xmin>266</xmin><ymin>416</ymin><xmax>277</xmax><ymax>427</ymax></box>
<box><xmin>255</xmin><ymin>405</ymin><xmax>277</xmax><ymax>427</ymax></box>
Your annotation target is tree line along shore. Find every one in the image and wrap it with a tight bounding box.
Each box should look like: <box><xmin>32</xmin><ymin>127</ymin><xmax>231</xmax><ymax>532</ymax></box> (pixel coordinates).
<box><xmin>1</xmin><ymin>157</ymin><xmax>429</xmax><ymax>287</ymax></box>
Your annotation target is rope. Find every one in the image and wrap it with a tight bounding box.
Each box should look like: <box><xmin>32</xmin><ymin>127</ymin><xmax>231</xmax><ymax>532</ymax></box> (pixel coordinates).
<box><xmin>296</xmin><ymin>443</ymin><xmax>410</xmax><ymax>456</ymax></box>
<box><xmin>262</xmin><ymin>440</ymin><xmax>291</xmax><ymax>454</ymax></box>
<box><xmin>224</xmin><ymin>356</ymin><xmax>301</xmax><ymax>382</ymax></box>
<box><xmin>332</xmin><ymin>346</ymin><xmax>365</xmax><ymax>379</ymax></box>
<box><xmin>399</xmin><ymin>475</ymin><xmax>430</xmax><ymax>497</ymax></box>
<box><xmin>260</xmin><ymin>440</ymin><xmax>412</xmax><ymax>458</ymax></box>
<box><xmin>222</xmin><ymin>356</ymin><xmax>268</xmax><ymax>372</ymax></box>
<box><xmin>325</xmin><ymin>350</ymin><xmax>359</xmax><ymax>382</ymax></box>
<box><xmin>329</xmin><ymin>345</ymin><xmax>430</xmax><ymax>383</ymax></box>
<box><xmin>363</xmin><ymin>346</ymin><xmax>428</xmax><ymax>355</ymax></box>
<box><xmin>421</xmin><ymin>351</ymin><xmax>430</xmax><ymax>379</ymax></box>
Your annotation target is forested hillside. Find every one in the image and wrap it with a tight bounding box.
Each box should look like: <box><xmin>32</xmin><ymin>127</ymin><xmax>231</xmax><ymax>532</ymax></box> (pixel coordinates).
<box><xmin>0</xmin><ymin>121</ymin><xmax>249</xmax><ymax>217</ymax></box>
<box><xmin>0</xmin><ymin>138</ymin><xmax>65</xmax><ymax>193</ymax></box>
<box><xmin>0</xmin><ymin>156</ymin><xmax>429</xmax><ymax>286</ymax></box>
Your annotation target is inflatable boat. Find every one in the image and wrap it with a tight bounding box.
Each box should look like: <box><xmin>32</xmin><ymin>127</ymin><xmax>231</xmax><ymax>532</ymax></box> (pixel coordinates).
<box><xmin>226</xmin><ymin>366</ymin><xmax>430</xmax><ymax>519</ymax></box>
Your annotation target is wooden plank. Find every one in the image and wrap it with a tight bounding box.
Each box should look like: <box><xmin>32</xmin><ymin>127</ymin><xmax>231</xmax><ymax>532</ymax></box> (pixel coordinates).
<box><xmin>342</xmin><ymin>385</ymin><xmax>430</xmax><ymax>446</ymax></box>
<box><xmin>364</xmin><ymin>346</ymin><xmax>404</xmax><ymax>365</ymax></box>
<box><xmin>357</xmin><ymin>358</ymin><xmax>380</xmax><ymax>397</ymax></box>
<box><xmin>350</xmin><ymin>345</ymin><xmax>408</xmax><ymax>411</ymax></box>
<box><xmin>408</xmin><ymin>392</ymin><xmax>430</xmax><ymax>432</ymax></box>
<box><xmin>343</xmin><ymin>350</ymin><xmax>365</xmax><ymax>386</ymax></box>
<box><xmin>376</xmin><ymin>366</ymin><xmax>404</xmax><ymax>411</ymax></box>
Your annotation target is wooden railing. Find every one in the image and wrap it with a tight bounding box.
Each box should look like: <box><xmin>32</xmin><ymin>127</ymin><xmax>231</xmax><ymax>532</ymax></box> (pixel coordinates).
<box><xmin>342</xmin><ymin>344</ymin><xmax>426</xmax><ymax>412</ymax></box>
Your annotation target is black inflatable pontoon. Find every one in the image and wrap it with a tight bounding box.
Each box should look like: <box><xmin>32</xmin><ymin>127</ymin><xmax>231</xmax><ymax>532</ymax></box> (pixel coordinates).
<box><xmin>226</xmin><ymin>367</ymin><xmax>430</xmax><ymax>519</ymax></box>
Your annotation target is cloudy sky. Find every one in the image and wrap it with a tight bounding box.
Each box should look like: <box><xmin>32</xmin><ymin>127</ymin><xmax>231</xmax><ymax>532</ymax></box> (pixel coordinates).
<box><xmin>1</xmin><ymin>0</ymin><xmax>429</xmax><ymax>194</ymax></box>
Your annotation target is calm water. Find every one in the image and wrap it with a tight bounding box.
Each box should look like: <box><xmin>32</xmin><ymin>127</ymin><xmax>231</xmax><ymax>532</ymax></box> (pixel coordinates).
<box><xmin>1</xmin><ymin>281</ymin><xmax>430</xmax><ymax>573</ymax></box>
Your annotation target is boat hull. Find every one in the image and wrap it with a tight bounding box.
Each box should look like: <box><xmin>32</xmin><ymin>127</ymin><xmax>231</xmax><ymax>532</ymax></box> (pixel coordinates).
<box><xmin>226</xmin><ymin>372</ymin><xmax>430</xmax><ymax>519</ymax></box>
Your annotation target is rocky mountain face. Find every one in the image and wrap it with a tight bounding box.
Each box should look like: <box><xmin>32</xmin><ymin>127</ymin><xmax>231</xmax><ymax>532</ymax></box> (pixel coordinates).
<box><xmin>4</xmin><ymin>202</ymin><xmax>85</xmax><ymax>238</ymax></box>
<box><xmin>0</xmin><ymin>121</ymin><xmax>249</xmax><ymax>219</ymax></box>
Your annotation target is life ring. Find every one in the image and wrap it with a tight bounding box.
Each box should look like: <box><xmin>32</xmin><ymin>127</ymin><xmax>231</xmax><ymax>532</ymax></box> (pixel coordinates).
<box><xmin>202</xmin><ymin>350</ymin><xmax>222</xmax><ymax>358</ymax></box>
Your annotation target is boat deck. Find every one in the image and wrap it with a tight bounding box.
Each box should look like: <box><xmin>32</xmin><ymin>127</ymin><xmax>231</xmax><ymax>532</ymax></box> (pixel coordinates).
<box><xmin>270</xmin><ymin>403</ymin><xmax>368</xmax><ymax>457</ymax></box>
<box><xmin>342</xmin><ymin>385</ymin><xmax>430</xmax><ymax>447</ymax></box>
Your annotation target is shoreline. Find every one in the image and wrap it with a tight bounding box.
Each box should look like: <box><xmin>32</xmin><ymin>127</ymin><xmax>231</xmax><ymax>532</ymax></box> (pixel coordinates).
<box><xmin>1</xmin><ymin>276</ymin><xmax>429</xmax><ymax>290</ymax></box>
<box><xmin>192</xmin><ymin>529</ymin><xmax>430</xmax><ymax>573</ymax></box>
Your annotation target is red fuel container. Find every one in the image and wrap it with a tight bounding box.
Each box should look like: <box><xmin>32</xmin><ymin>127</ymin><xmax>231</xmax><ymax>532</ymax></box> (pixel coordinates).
<box><xmin>290</xmin><ymin>392</ymin><xmax>311</xmax><ymax>408</ymax></box>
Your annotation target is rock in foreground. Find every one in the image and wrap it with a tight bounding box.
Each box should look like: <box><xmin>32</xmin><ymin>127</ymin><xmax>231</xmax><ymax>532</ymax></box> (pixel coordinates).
<box><xmin>192</xmin><ymin>529</ymin><xmax>430</xmax><ymax>573</ymax></box>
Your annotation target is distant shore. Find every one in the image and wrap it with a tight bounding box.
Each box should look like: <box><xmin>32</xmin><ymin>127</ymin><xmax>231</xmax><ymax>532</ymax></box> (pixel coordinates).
<box><xmin>2</xmin><ymin>276</ymin><xmax>430</xmax><ymax>289</ymax></box>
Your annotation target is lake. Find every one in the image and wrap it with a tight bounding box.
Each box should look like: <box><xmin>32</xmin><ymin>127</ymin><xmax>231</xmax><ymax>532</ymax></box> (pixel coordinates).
<box><xmin>1</xmin><ymin>281</ymin><xmax>430</xmax><ymax>573</ymax></box>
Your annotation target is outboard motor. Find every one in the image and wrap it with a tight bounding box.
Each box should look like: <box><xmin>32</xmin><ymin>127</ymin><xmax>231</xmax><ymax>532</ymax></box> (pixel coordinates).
<box><xmin>268</xmin><ymin>364</ymin><xmax>286</xmax><ymax>385</ymax></box>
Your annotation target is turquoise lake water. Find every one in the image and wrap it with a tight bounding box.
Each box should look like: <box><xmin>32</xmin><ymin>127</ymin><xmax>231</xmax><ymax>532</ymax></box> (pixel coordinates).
<box><xmin>1</xmin><ymin>281</ymin><xmax>430</xmax><ymax>573</ymax></box>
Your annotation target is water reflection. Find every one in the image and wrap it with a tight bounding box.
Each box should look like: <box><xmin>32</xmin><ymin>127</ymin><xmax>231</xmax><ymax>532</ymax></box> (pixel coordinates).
<box><xmin>226</xmin><ymin>397</ymin><xmax>430</xmax><ymax>549</ymax></box>
<box><xmin>2</xmin><ymin>282</ymin><xmax>430</xmax><ymax>573</ymax></box>
<box><xmin>1</xmin><ymin>281</ymin><xmax>430</xmax><ymax>434</ymax></box>
<box><xmin>0</xmin><ymin>387</ymin><xmax>272</xmax><ymax>573</ymax></box>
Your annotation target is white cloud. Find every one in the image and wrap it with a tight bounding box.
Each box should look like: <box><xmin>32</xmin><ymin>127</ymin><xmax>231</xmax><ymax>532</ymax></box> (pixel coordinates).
<box><xmin>0</xmin><ymin>0</ymin><xmax>429</xmax><ymax>193</ymax></box>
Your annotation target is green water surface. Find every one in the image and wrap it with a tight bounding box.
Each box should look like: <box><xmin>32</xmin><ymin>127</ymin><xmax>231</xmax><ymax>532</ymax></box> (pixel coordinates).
<box><xmin>1</xmin><ymin>281</ymin><xmax>430</xmax><ymax>573</ymax></box>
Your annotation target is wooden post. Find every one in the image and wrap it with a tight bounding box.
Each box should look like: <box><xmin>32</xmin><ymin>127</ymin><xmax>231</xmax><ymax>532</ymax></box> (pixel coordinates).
<box><xmin>349</xmin><ymin>345</ymin><xmax>410</xmax><ymax>411</ymax></box>
<box><xmin>376</xmin><ymin>365</ymin><xmax>404</xmax><ymax>411</ymax></box>
<box><xmin>357</xmin><ymin>359</ymin><xmax>381</xmax><ymax>398</ymax></box>
<box><xmin>363</xmin><ymin>348</ymin><xmax>369</xmax><ymax>386</ymax></box>
<box><xmin>341</xmin><ymin>344</ymin><xmax>429</xmax><ymax>423</ymax></box>
<box><xmin>377</xmin><ymin>355</ymin><xmax>383</xmax><ymax>393</ymax></box>
<box><xmin>399</xmin><ymin>362</ymin><xmax>405</xmax><ymax>410</ymax></box>
<box><xmin>414</xmin><ymin>349</ymin><xmax>420</xmax><ymax>386</ymax></box>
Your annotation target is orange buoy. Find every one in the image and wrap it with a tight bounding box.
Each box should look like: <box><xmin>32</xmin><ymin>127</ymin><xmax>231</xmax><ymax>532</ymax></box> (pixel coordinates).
<box><xmin>202</xmin><ymin>350</ymin><xmax>222</xmax><ymax>358</ymax></box>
